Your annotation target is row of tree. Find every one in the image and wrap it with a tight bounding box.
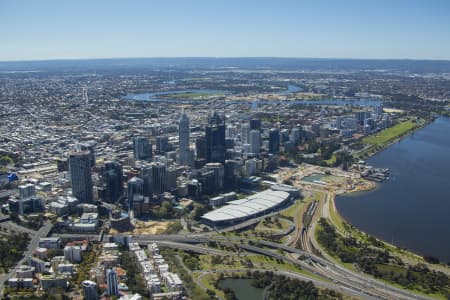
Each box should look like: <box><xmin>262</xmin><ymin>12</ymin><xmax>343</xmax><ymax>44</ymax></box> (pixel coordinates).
<box><xmin>250</xmin><ymin>271</ymin><xmax>343</xmax><ymax>300</ymax></box>
<box><xmin>317</xmin><ymin>218</ymin><xmax>450</xmax><ymax>297</ymax></box>
<box><xmin>0</xmin><ymin>232</ymin><xmax>29</xmax><ymax>271</ymax></box>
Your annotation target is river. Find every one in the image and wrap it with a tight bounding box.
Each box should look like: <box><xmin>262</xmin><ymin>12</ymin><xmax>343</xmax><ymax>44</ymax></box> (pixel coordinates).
<box><xmin>336</xmin><ymin>117</ymin><xmax>450</xmax><ymax>262</ymax></box>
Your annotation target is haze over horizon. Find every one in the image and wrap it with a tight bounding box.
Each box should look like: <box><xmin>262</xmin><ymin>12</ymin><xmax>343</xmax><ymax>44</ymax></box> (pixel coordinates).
<box><xmin>1</xmin><ymin>0</ymin><xmax>450</xmax><ymax>61</ymax></box>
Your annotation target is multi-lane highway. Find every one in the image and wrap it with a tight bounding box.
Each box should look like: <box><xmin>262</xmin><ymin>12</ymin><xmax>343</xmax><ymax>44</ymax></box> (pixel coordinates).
<box><xmin>126</xmin><ymin>233</ymin><xmax>434</xmax><ymax>300</ymax></box>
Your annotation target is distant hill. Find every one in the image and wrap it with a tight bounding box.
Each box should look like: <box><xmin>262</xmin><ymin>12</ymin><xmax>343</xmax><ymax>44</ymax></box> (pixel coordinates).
<box><xmin>1</xmin><ymin>57</ymin><xmax>450</xmax><ymax>73</ymax></box>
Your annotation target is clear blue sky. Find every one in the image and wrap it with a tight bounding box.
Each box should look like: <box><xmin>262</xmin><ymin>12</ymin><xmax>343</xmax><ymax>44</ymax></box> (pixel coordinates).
<box><xmin>1</xmin><ymin>0</ymin><xmax>450</xmax><ymax>61</ymax></box>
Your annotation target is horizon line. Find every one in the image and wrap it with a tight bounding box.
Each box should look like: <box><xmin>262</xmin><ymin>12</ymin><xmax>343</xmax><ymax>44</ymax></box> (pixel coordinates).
<box><xmin>1</xmin><ymin>55</ymin><xmax>450</xmax><ymax>64</ymax></box>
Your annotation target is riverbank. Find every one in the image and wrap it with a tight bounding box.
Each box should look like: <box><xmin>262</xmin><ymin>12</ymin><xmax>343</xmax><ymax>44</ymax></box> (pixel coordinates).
<box><xmin>335</xmin><ymin>116</ymin><xmax>450</xmax><ymax>263</ymax></box>
<box><xmin>324</xmin><ymin>178</ymin><xmax>450</xmax><ymax>296</ymax></box>
<box><xmin>329</xmin><ymin>171</ymin><xmax>450</xmax><ymax>274</ymax></box>
<box><xmin>355</xmin><ymin>117</ymin><xmax>431</xmax><ymax>159</ymax></box>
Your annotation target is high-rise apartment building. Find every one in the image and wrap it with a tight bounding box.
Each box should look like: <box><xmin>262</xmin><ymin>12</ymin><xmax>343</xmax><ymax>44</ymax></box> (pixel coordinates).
<box><xmin>82</xmin><ymin>280</ymin><xmax>98</xmax><ymax>300</ymax></box>
<box><xmin>69</xmin><ymin>151</ymin><xmax>93</xmax><ymax>203</ymax></box>
<box><xmin>106</xmin><ymin>268</ymin><xmax>119</xmax><ymax>296</ymax></box>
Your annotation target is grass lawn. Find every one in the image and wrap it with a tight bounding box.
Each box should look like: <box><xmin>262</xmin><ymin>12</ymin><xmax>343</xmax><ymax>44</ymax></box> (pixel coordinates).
<box><xmin>281</xmin><ymin>199</ymin><xmax>304</xmax><ymax>219</ymax></box>
<box><xmin>328</xmin><ymin>195</ymin><xmax>347</xmax><ymax>234</ymax></box>
<box><xmin>197</xmin><ymin>254</ymin><xmax>329</xmax><ymax>283</ymax></box>
<box><xmin>160</xmin><ymin>92</ymin><xmax>225</xmax><ymax>100</ymax></box>
<box><xmin>324</xmin><ymin>154</ymin><xmax>337</xmax><ymax>166</ymax></box>
<box><xmin>196</xmin><ymin>273</ymin><xmax>226</xmax><ymax>299</ymax></box>
<box><xmin>362</xmin><ymin>119</ymin><xmax>418</xmax><ymax>146</ymax></box>
<box><xmin>254</xmin><ymin>216</ymin><xmax>291</xmax><ymax>234</ymax></box>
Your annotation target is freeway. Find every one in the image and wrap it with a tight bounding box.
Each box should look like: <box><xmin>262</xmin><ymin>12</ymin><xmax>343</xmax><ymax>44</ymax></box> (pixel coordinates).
<box><xmin>195</xmin><ymin>268</ymin><xmax>372</xmax><ymax>300</ymax></box>
<box><xmin>137</xmin><ymin>240</ymin><xmax>232</xmax><ymax>256</ymax></box>
<box><xmin>130</xmin><ymin>233</ymin><xmax>434</xmax><ymax>300</ymax></box>
<box><xmin>0</xmin><ymin>221</ymin><xmax>53</xmax><ymax>295</ymax></box>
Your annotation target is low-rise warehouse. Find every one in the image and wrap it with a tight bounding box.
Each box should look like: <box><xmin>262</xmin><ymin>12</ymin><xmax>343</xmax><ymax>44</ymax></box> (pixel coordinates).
<box><xmin>201</xmin><ymin>189</ymin><xmax>291</xmax><ymax>226</ymax></box>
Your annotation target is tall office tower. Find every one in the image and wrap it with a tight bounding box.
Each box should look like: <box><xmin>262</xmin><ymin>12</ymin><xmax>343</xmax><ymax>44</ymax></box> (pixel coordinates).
<box><xmin>290</xmin><ymin>126</ymin><xmax>303</xmax><ymax>144</ymax></box>
<box><xmin>241</xmin><ymin>123</ymin><xmax>250</xmax><ymax>144</ymax></box>
<box><xmin>152</xmin><ymin>162</ymin><xmax>167</xmax><ymax>195</ymax></box>
<box><xmin>195</xmin><ymin>136</ymin><xmax>207</xmax><ymax>159</ymax></box>
<box><xmin>82</xmin><ymin>280</ymin><xmax>98</xmax><ymax>300</ymax></box>
<box><xmin>133</xmin><ymin>136</ymin><xmax>152</xmax><ymax>161</ymax></box>
<box><xmin>127</xmin><ymin>177</ymin><xmax>144</xmax><ymax>207</ymax></box>
<box><xmin>205</xmin><ymin>163</ymin><xmax>224</xmax><ymax>191</ymax></box>
<box><xmin>19</xmin><ymin>183</ymin><xmax>36</xmax><ymax>200</ymax></box>
<box><xmin>224</xmin><ymin>160</ymin><xmax>241</xmax><ymax>190</ymax></box>
<box><xmin>280</xmin><ymin>129</ymin><xmax>290</xmax><ymax>143</ymax></box>
<box><xmin>269</xmin><ymin>128</ymin><xmax>280</xmax><ymax>154</ymax></box>
<box><xmin>336</xmin><ymin>116</ymin><xmax>342</xmax><ymax>130</ymax></box>
<box><xmin>178</xmin><ymin>111</ymin><xmax>191</xmax><ymax>166</ymax></box>
<box><xmin>205</xmin><ymin>112</ymin><xmax>226</xmax><ymax>164</ymax></box>
<box><xmin>155</xmin><ymin>136</ymin><xmax>170</xmax><ymax>155</ymax></box>
<box><xmin>249</xmin><ymin>129</ymin><xmax>261</xmax><ymax>154</ymax></box>
<box><xmin>140</xmin><ymin>164</ymin><xmax>153</xmax><ymax>198</ymax></box>
<box><xmin>250</xmin><ymin>118</ymin><xmax>261</xmax><ymax>131</ymax></box>
<box><xmin>12</xmin><ymin>183</ymin><xmax>42</xmax><ymax>215</ymax></box>
<box><xmin>78</xmin><ymin>141</ymin><xmax>96</xmax><ymax>167</ymax></box>
<box><xmin>100</xmin><ymin>161</ymin><xmax>123</xmax><ymax>203</ymax></box>
<box><xmin>226</xmin><ymin>125</ymin><xmax>237</xmax><ymax>139</ymax></box>
<box><xmin>166</xmin><ymin>166</ymin><xmax>178</xmax><ymax>191</ymax></box>
<box><xmin>106</xmin><ymin>268</ymin><xmax>119</xmax><ymax>296</ymax></box>
<box><xmin>69</xmin><ymin>151</ymin><xmax>93</xmax><ymax>203</ymax></box>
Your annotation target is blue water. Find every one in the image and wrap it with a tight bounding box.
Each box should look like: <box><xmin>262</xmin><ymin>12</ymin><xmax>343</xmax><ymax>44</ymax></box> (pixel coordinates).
<box><xmin>336</xmin><ymin>117</ymin><xmax>450</xmax><ymax>262</ymax></box>
<box><xmin>219</xmin><ymin>278</ymin><xmax>264</xmax><ymax>300</ymax></box>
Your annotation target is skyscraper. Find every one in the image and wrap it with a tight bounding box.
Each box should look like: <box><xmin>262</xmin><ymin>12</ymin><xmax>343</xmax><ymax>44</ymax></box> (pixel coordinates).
<box><xmin>152</xmin><ymin>162</ymin><xmax>167</xmax><ymax>195</ymax></box>
<box><xmin>155</xmin><ymin>136</ymin><xmax>170</xmax><ymax>155</ymax></box>
<box><xmin>269</xmin><ymin>128</ymin><xmax>280</xmax><ymax>154</ymax></box>
<box><xmin>178</xmin><ymin>111</ymin><xmax>191</xmax><ymax>166</ymax></box>
<box><xmin>78</xmin><ymin>141</ymin><xmax>96</xmax><ymax>167</ymax></box>
<box><xmin>69</xmin><ymin>151</ymin><xmax>93</xmax><ymax>203</ymax></box>
<box><xmin>205</xmin><ymin>163</ymin><xmax>224</xmax><ymax>191</ymax></box>
<box><xmin>127</xmin><ymin>177</ymin><xmax>144</xmax><ymax>207</ymax></box>
<box><xmin>249</xmin><ymin>129</ymin><xmax>261</xmax><ymax>154</ymax></box>
<box><xmin>250</xmin><ymin>118</ymin><xmax>261</xmax><ymax>131</ymax></box>
<box><xmin>195</xmin><ymin>136</ymin><xmax>207</xmax><ymax>159</ymax></box>
<box><xmin>100</xmin><ymin>161</ymin><xmax>123</xmax><ymax>203</ymax></box>
<box><xmin>205</xmin><ymin>112</ymin><xmax>226</xmax><ymax>164</ymax></box>
<box><xmin>240</xmin><ymin>122</ymin><xmax>250</xmax><ymax>144</ymax></box>
<box><xmin>133</xmin><ymin>136</ymin><xmax>152</xmax><ymax>161</ymax></box>
<box><xmin>19</xmin><ymin>183</ymin><xmax>36</xmax><ymax>200</ymax></box>
<box><xmin>139</xmin><ymin>164</ymin><xmax>153</xmax><ymax>198</ymax></box>
<box><xmin>82</xmin><ymin>280</ymin><xmax>98</xmax><ymax>300</ymax></box>
<box><xmin>106</xmin><ymin>268</ymin><xmax>119</xmax><ymax>296</ymax></box>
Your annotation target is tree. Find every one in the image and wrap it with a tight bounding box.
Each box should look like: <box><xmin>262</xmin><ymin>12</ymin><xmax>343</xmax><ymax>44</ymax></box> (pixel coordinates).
<box><xmin>0</xmin><ymin>155</ymin><xmax>13</xmax><ymax>166</ymax></box>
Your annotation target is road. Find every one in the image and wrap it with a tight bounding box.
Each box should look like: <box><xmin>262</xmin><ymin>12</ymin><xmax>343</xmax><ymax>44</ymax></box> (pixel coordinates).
<box><xmin>195</xmin><ymin>268</ymin><xmax>372</xmax><ymax>300</ymax></box>
<box><xmin>131</xmin><ymin>232</ymin><xmax>435</xmax><ymax>300</ymax></box>
<box><xmin>0</xmin><ymin>221</ymin><xmax>53</xmax><ymax>295</ymax></box>
<box><xmin>300</xmin><ymin>191</ymin><xmax>434</xmax><ymax>300</ymax></box>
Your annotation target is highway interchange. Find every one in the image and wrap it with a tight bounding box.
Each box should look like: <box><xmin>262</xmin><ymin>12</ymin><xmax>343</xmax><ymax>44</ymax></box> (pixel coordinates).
<box><xmin>0</xmin><ymin>187</ymin><xmax>440</xmax><ymax>300</ymax></box>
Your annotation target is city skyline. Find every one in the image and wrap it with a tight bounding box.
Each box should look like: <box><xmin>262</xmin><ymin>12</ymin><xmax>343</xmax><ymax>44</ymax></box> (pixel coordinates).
<box><xmin>1</xmin><ymin>0</ymin><xmax>450</xmax><ymax>61</ymax></box>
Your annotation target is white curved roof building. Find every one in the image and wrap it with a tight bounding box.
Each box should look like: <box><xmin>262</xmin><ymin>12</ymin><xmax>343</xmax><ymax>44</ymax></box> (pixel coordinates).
<box><xmin>201</xmin><ymin>189</ymin><xmax>290</xmax><ymax>226</ymax></box>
